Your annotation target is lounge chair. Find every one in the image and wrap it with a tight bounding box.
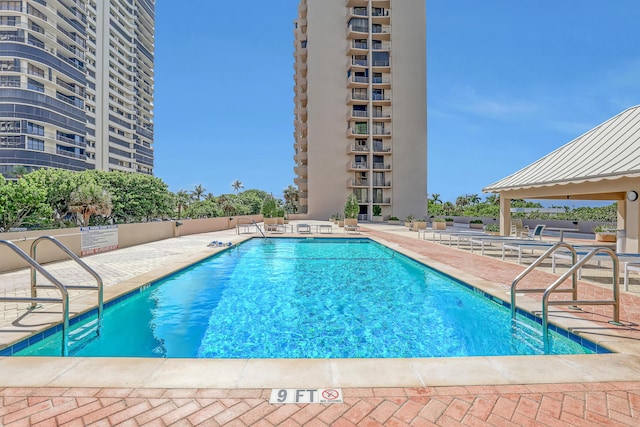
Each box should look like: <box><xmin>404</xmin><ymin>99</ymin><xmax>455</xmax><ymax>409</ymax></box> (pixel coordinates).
<box><xmin>297</xmin><ymin>223</ymin><xmax>311</xmax><ymax>234</ymax></box>
<box><xmin>344</xmin><ymin>224</ymin><xmax>360</xmax><ymax>234</ymax></box>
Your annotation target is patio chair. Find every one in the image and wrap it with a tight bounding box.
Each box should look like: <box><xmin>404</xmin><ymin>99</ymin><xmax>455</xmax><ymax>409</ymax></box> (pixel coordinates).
<box><xmin>510</xmin><ymin>219</ymin><xmax>529</xmax><ymax>238</ymax></box>
<box><xmin>527</xmin><ymin>224</ymin><xmax>546</xmax><ymax>240</ymax></box>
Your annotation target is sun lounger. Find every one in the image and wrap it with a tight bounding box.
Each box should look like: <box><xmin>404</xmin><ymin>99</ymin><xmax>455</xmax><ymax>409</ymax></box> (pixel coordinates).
<box><xmin>344</xmin><ymin>224</ymin><xmax>360</xmax><ymax>234</ymax></box>
<box><xmin>502</xmin><ymin>241</ymin><xmax>556</xmax><ymax>264</ymax></box>
<box><xmin>469</xmin><ymin>236</ymin><xmax>536</xmax><ymax>255</ymax></box>
<box><xmin>297</xmin><ymin>224</ymin><xmax>311</xmax><ymax>234</ymax></box>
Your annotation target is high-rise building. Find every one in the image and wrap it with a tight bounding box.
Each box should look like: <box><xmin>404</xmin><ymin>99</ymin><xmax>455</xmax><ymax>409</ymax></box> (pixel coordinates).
<box><xmin>292</xmin><ymin>0</ymin><xmax>426</xmax><ymax>221</ymax></box>
<box><xmin>0</xmin><ymin>0</ymin><xmax>154</xmax><ymax>177</ymax></box>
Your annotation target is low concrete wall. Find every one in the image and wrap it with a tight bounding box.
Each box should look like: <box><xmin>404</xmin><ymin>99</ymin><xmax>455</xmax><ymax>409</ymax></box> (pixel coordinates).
<box><xmin>0</xmin><ymin>215</ymin><xmax>263</xmax><ymax>273</ymax></box>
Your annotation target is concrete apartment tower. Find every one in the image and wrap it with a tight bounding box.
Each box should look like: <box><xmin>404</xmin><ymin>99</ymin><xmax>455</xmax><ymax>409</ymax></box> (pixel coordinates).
<box><xmin>0</xmin><ymin>0</ymin><xmax>155</xmax><ymax>177</ymax></box>
<box><xmin>293</xmin><ymin>0</ymin><xmax>427</xmax><ymax>221</ymax></box>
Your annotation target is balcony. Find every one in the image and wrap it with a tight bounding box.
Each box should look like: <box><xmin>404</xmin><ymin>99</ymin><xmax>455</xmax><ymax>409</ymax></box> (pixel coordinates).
<box><xmin>347</xmin><ymin>40</ymin><xmax>368</xmax><ymax>55</ymax></box>
<box><xmin>372</xmin><ymin>127</ymin><xmax>391</xmax><ymax>137</ymax></box>
<box><xmin>372</xmin><ymin>42</ymin><xmax>391</xmax><ymax>52</ymax></box>
<box><xmin>347</xmin><ymin>23</ymin><xmax>369</xmax><ymax>38</ymax></box>
<box><xmin>372</xmin><ymin>180</ymin><xmax>392</xmax><ymax>187</ymax></box>
<box><xmin>294</xmin><ymin>177</ymin><xmax>308</xmax><ymax>190</ymax></box>
<box><xmin>371</xmin><ymin>8</ymin><xmax>391</xmax><ymax>24</ymax></box>
<box><xmin>372</xmin><ymin>163</ymin><xmax>391</xmax><ymax>170</ymax></box>
<box><xmin>294</xmin><ymin>151</ymin><xmax>308</xmax><ymax>163</ymax></box>
<box><xmin>372</xmin><ymin>75</ymin><xmax>392</xmax><ymax>88</ymax></box>
<box><xmin>372</xmin><ymin>110</ymin><xmax>391</xmax><ymax>120</ymax></box>
<box><xmin>372</xmin><ymin>25</ymin><xmax>391</xmax><ymax>39</ymax></box>
<box><xmin>346</xmin><ymin>92</ymin><xmax>368</xmax><ymax>104</ymax></box>
<box><xmin>294</xmin><ymin>165</ymin><xmax>308</xmax><ymax>177</ymax></box>
<box><xmin>295</xmin><ymin>136</ymin><xmax>308</xmax><ymax>150</ymax></box>
<box><xmin>372</xmin><ymin>144</ymin><xmax>392</xmax><ymax>153</ymax></box>
<box><xmin>348</xmin><ymin>161</ymin><xmax>368</xmax><ymax>171</ymax></box>
<box><xmin>298</xmin><ymin>1</ymin><xmax>307</xmax><ymax>18</ymax></box>
<box><xmin>347</xmin><ymin>127</ymin><xmax>368</xmax><ymax>138</ymax></box>
<box><xmin>347</xmin><ymin>109</ymin><xmax>368</xmax><ymax>120</ymax></box>
<box><xmin>372</xmin><ymin>93</ymin><xmax>392</xmax><ymax>105</ymax></box>
<box><xmin>348</xmin><ymin>144</ymin><xmax>369</xmax><ymax>153</ymax></box>
<box><xmin>348</xmin><ymin>179</ymin><xmax>368</xmax><ymax>188</ymax></box>
<box><xmin>372</xmin><ymin>197</ymin><xmax>391</xmax><ymax>205</ymax></box>
<box><xmin>347</xmin><ymin>74</ymin><xmax>369</xmax><ymax>87</ymax></box>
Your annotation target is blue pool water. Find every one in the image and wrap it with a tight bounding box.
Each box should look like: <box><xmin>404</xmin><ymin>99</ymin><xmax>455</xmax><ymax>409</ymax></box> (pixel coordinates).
<box><xmin>15</xmin><ymin>238</ymin><xmax>602</xmax><ymax>358</ymax></box>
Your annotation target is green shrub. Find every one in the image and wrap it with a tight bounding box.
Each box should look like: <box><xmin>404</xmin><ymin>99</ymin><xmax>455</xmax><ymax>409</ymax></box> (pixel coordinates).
<box><xmin>388</xmin><ymin>216</ymin><xmax>399</xmax><ymax>221</ymax></box>
<box><xmin>484</xmin><ymin>224</ymin><xmax>500</xmax><ymax>232</ymax></box>
<box><xmin>433</xmin><ymin>218</ymin><xmax>445</xmax><ymax>222</ymax></box>
<box><xmin>470</xmin><ymin>219</ymin><xmax>483</xmax><ymax>224</ymax></box>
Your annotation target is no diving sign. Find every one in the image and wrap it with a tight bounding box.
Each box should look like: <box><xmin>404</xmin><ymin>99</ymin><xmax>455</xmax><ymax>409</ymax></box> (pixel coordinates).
<box><xmin>269</xmin><ymin>388</ymin><xmax>343</xmax><ymax>404</ymax></box>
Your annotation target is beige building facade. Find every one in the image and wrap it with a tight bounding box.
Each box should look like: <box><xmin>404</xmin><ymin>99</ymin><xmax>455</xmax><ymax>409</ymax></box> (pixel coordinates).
<box><xmin>0</xmin><ymin>0</ymin><xmax>155</xmax><ymax>177</ymax></box>
<box><xmin>292</xmin><ymin>0</ymin><xmax>427</xmax><ymax>221</ymax></box>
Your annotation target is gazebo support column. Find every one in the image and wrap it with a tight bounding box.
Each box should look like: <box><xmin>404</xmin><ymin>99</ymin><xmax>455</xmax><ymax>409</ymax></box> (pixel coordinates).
<box><xmin>500</xmin><ymin>196</ymin><xmax>511</xmax><ymax>236</ymax></box>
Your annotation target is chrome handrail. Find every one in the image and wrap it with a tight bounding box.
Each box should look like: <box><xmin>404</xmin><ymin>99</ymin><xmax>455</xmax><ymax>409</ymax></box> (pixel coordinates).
<box><xmin>30</xmin><ymin>236</ymin><xmax>103</xmax><ymax>336</ymax></box>
<box><xmin>0</xmin><ymin>240</ymin><xmax>70</xmax><ymax>356</ymax></box>
<box><xmin>510</xmin><ymin>242</ymin><xmax>577</xmax><ymax>319</ymax></box>
<box><xmin>542</xmin><ymin>247</ymin><xmax>619</xmax><ymax>352</ymax></box>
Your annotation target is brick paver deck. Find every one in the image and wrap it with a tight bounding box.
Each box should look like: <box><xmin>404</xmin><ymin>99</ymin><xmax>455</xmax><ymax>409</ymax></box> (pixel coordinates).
<box><xmin>2</xmin><ymin>224</ymin><xmax>640</xmax><ymax>425</ymax></box>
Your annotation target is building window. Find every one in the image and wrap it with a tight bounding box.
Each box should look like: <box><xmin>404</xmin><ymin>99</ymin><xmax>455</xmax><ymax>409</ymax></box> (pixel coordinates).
<box><xmin>27</xmin><ymin>63</ymin><xmax>44</xmax><ymax>78</ymax></box>
<box><xmin>28</xmin><ymin>78</ymin><xmax>44</xmax><ymax>92</ymax></box>
<box><xmin>0</xmin><ymin>1</ymin><xmax>21</xmax><ymax>11</ymax></box>
<box><xmin>0</xmin><ymin>75</ymin><xmax>19</xmax><ymax>87</ymax></box>
<box><xmin>0</xmin><ymin>121</ymin><xmax>20</xmax><ymax>132</ymax></box>
<box><xmin>27</xmin><ymin>122</ymin><xmax>44</xmax><ymax>136</ymax></box>
<box><xmin>27</xmin><ymin>137</ymin><xmax>44</xmax><ymax>151</ymax></box>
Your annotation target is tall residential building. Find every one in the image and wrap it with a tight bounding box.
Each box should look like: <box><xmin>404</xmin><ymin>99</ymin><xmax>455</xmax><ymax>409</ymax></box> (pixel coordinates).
<box><xmin>0</xmin><ymin>0</ymin><xmax>154</xmax><ymax>177</ymax></box>
<box><xmin>293</xmin><ymin>0</ymin><xmax>426</xmax><ymax>221</ymax></box>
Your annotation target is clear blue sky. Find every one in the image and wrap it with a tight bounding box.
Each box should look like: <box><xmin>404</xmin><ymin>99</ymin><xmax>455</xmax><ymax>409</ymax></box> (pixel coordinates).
<box><xmin>154</xmin><ymin>1</ymin><xmax>640</xmax><ymax>203</ymax></box>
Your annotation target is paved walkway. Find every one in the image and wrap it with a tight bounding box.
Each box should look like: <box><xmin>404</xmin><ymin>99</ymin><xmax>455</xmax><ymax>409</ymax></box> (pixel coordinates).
<box><xmin>2</xmin><ymin>222</ymin><xmax>640</xmax><ymax>425</ymax></box>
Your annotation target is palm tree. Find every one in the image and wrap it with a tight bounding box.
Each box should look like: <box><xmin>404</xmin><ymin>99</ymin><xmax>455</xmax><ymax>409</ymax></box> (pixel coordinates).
<box><xmin>231</xmin><ymin>179</ymin><xmax>244</xmax><ymax>194</ymax></box>
<box><xmin>283</xmin><ymin>185</ymin><xmax>299</xmax><ymax>213</ymax></box>
<box><xmin>68</xmin><ymin>183</ymin><xmax>112</xmax><ymax>226</ymax></box>
<box><xmin>468</xmin><ymin>193</ymin><xmax>481</xmax><ymax>205</ymax></box>
<box><xmin>191</xmin><ymin>184</ymin><xmax>206</xmax><ymax>201</ymax></box>
<box><xmin>430</xmin><ymin>193</ymin><xmax>442</xmax><ymax>204</ymax></box>
<box><xmin>175</xmin><ymin>190</ymin><xmax>191</xmax><ymax>220</ymax></box>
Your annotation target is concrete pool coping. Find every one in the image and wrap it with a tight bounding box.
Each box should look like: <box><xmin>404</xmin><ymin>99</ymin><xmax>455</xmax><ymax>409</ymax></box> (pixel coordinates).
<box><xmin>1</xmin><ymin>221</ymin><xmax>640</xmax><ymax>389</ymax></box>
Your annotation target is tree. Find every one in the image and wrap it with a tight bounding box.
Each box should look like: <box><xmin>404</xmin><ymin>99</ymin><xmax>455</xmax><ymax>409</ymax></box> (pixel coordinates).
<box><xmin>430</xmin><ymin>193</ymin><xmax>442</xmax><ymax>204</ymax></box>
<box><xmin>175</xmin><ymin>190</ymin><xmax>191</xmax><ymax>220</ymax></box>
<box><xmin>191</xmin><ymin>184</ymin><xmax>206</xmax><ymax>201</ymax></box>
<box><xmin>231</xmin><ymin>179</ymin><xmax>244</xmax><ymax>194</ymax></box>
<box><xmin>261</xmin><ymin>194</ymin><xmax>279</xmax><ymax>218</ymax></box>
<box><xmin>344</xmin><ymin>193</ymin><xmax>360</xmax><ymax>219</ymax></box>
<box><xmin>468</xmin><ymin>194</ymin><xmax>481</xmax><ymax>205</ymax></box>
<box><xmin>283</xmin><ymin>185</ymin><xmax>299</xmax><ymax>214</ymax></box>
<box><xmin>0</xmin><ymin>175</ymin><xmax>52</xmax><ymax>231</ymax></box>
<box><xmin>68</xmin><ymin>183</ymin><xmax>113</xmax><ymax>226</ymax></box>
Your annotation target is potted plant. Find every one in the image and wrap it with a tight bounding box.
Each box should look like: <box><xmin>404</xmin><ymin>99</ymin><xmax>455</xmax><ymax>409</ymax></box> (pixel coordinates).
<box><xmin>593</xmin><ymin>225</ymin><xmax>617</xmax><ymax>242</ymax></box>
<box><xmin>337</xmin><ymin>213</ymin><xmax>344</xmax><ymax>227</ymax></box>
<box><xmin>432</xmin><ymin>217</ymin><xmax>446</xmax><ymax>230</ymax></box>
<box><xmin>344</xmin><ymin>194</ymin><xmax>359</xmax><ymax>227</ymax></box>
<box><xmin>388</xmin><ymin>216</ymin><xmax>401</xmax><ymax>225</ymax></box>
<box><xmin>404</xmin><ymin>215</ymin><xmax>415</xmax><ymax>228</ymax></box>
<box><xmin>412</xmin><ymin>218</ymin><xmax>427</xmax><ymax>231</ymax></box>
<box><xmin>469</xmin><ymin>219</ymin><xmax>483</xmax><ymax>229</ymax></box>
<box><xmin>484</xmin><ymin>224</ymin><xmax>500</xmax><ymax>235</ymax></box>
<box><xmin>445</xmin><ymin>217</ymin><xmax>455</xmax><ymax>226</ymax></box>
<box><xmin>372</xmin><ymin>204</ymin><xmax>383</xmax><ymax>222</ymax></box>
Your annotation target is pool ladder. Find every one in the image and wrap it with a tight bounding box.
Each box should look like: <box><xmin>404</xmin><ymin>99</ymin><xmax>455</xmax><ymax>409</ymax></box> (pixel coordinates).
<box><xmin>236</xmin><ymin>218</ymin><xmax>266</xmax><ymax>238</ymax></box>
<box><xmin>0</xmin><ymin>236</ymin><xmax>104</xmax><ymax>356</ymax></box>
<box><xmin>510</xmin><ymin>242</ymin><xmax>620</xmax><ymax>352</ymax></box>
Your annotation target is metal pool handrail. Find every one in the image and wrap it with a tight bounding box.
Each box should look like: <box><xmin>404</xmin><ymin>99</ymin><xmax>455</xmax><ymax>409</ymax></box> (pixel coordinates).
<box><xmin>30</xmin><ymin>236</ymin><xmax>104</xmax><ymax>336</ymax></box>
<box><xmin>510</xmin><ymin>242</ymin><xmax>578</xmax><ymax>319</ymax></box>
<box><xmin>542</xmin><ymin>247</ymin><xmax>620</xmax><ymax>352</ymax></box>
<box><xmin>0</xmin><ymin>240</ymin><xmax>70</xmax><ymax>356</ymax></box>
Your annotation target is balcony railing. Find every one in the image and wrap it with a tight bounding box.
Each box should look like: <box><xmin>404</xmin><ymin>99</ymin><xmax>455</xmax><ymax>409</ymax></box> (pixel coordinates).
<box><xmin>373</xmin><ymin>163</ymin><xmax>391</xmax><ymax>170</ymax></box>
<box><xmin>372</xmin><ymin>60</ymin><xmax>390</xmax><ymax>67</ymax></box>
<box><xmin>373</xmin><ymin>181</ymin><xmax>391</xmax><ymax>187</ymax></box>
<box><xmin>348</xmin><ymin>25</ymin><xmax>368</xmax><ymax>33</ymax></box>
<box><xmin>351</xmin><ymin>58</ymin><xmax>368</xmax><ymax>66</ymax></box>
<box><xmin>349</xmin><ymin>128</ymin><xmax>369</xmax><ymax>136</ymax></box>
<box><xmin>350</xmin><ymin>41</ymin><xmax>368</xmax><ymax>50</ymax></box>
<box><xmin>350</xmin><ymin>179</ymin><xmax>368</xmax><ymax>187</ymax></box>
<box><xmin>372</xmin><ymin>111</ymin><xmax>391</xmax><ymax>118</ymax></box>
<box><xmin>373</xmin><ymin>198</ymin><xmax>391</xmax><ymax>204</ymax></box>
<box><xmin>372</xmin><ymin>94</ymin><xmax>391</xmax><ymax>101</ymax></box>
<box><xmin>350</xmin><ymin>162</ymin><xmax>368</xmax><ymax>169</ymax></box>
<box><xmin>351</xmin><ymin>144</ymin><xmax>369</xmax><ymax>152</ymax></box>
<box><xmin>350</xmin><ymin>110</ymin><xmax>368</xmax><ymax>118</ymax></box>
<box><xmin>348</xmin><ymin>75</ymin><xmax>369</xmax><ymax>84</ymax></box>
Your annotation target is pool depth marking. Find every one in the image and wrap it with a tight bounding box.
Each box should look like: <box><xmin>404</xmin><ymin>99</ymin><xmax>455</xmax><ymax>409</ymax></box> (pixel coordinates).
<box><xmin>269</xmin><ymin>388</ymin><xmax>343</xmax><ymax>404</ymax></box>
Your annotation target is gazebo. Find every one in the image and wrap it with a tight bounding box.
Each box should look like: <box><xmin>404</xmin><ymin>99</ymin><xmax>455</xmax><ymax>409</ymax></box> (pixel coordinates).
<box><xmin>483</xmin><ymin>105</ymin><xmax>640</xmax><ymax>253</ymax></box>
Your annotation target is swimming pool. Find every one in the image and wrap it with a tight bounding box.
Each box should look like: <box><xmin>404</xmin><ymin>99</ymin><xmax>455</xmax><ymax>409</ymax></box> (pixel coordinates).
<box><xmin>14</xmin><ymin>238</ymin><xmax>605</xmax><ymax>358</ymax></box>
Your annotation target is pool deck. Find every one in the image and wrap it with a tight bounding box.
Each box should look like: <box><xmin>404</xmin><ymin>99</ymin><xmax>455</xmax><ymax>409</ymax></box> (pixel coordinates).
<box><xmin>1</xmin><ymin>221</ymin><xmax>640</xmax><ymax>425</ymax></box>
